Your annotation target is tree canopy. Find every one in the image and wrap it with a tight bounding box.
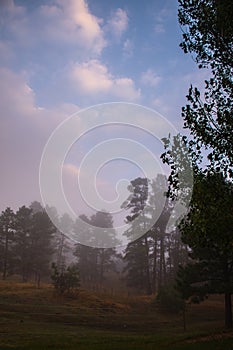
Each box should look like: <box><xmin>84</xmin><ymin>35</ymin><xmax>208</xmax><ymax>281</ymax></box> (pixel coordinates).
<box><xmin>178</xmin><ymin>0</ymin><xmax>233</xmax><ymax>177</ymax></box>
<box><xmin>161</xmin><ymin>0</ymin><xmax>233</xmax><ymax>329</ymax></box>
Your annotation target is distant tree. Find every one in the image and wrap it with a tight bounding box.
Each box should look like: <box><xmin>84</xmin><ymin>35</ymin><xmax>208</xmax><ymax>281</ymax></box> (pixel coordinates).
<box><xmin>30</xmin><ymin>210</ymin><xmax>55</xmax><ymax>287</ymax></box>
<box><xmin>14</xmin><ymin>206</ymin><xmax>33</xmax><ymax>281</ymax></box>
<box><xmin>44</xmin><ymin>206</ymin><xmax>70</xmax><ymax>272</ymax></box>
<box><xmin>90</xmin><ymin>211</ymin><xmax>117</xmax><ymax>284</ymax></box>
<box><xmin>29</xmin><ymin>201</ymin><xmax>44</xmax><ymax>214</ymax></box>
<box><xmin>149</xmin><ymin>176</ymin><xmax>174</xmax><ymax>291</ymax></box>
<box><xmin>123</xmin><ymin>240</ymin><xmax>150</xmax><ymax>292</ymax></box>
<box><xmin>73</xmin><ymin>214</ymin><xmax>97</xmax><ymax>283</ymax></box>
<box><xmin>122</xmin><ymin>176</ymin><xmax>183</xmax><ymax>294</ymax></box>
<box><xmin>0</xmin><ymin>208</ymin><xmax>15</xmax><ymax>279</ymax></box>
<box><xmin>55</xmin><ymin>213</ymin><xmax>73</xmax><ymax>272</ymax></box>
<box><xmin>14</xmin><ymin>206</ymin><xmax>55</xmax><ymax>284</ymax></box>
<box><xmin>165</xmin><ymin>228</ymin><xmax>189</xmax><ymax>282</ymax></box>
<box><xmin>122</xmin><ymin>177</ymin><xmax>152</xmax><ymax>294</ymax></box>
<box><xmin>149</xmin><ymin>176</ymin><xmax>167</xmax><ymax>292</ymax></box>
<box><xmin>74</xmin><ymin>211</ymin><xmax>118</xmax><ymax>285</ymax></box>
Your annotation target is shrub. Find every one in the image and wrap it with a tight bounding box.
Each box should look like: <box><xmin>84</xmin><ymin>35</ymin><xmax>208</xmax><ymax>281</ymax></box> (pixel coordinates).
<box><xmin>156</xmin><ymin>284</ymin><xmax>184</xmax><ymax>314</ymax></box>
<box><xmin>51</xmin><ymin>263</ymin><xmax>80</xmax><ymax>295</ymax></box>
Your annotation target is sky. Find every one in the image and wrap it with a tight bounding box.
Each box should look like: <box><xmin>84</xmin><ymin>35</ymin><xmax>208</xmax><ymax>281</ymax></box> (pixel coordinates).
<box><xmin>0</xmin><ymin>0</ymin><xmax>208</xmax><ymax>220</ymax></box>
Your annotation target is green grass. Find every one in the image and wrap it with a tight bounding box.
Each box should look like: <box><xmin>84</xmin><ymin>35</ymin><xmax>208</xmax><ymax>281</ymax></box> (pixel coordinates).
<box><xmin>0</xmin><ymin>280</ymin><xmax>232</xmax><ymax>350</ymax></box>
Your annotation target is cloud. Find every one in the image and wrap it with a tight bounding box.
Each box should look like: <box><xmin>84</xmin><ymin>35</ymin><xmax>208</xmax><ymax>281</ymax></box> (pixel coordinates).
<box><xmin>151</xmin><ymin>97</ymin><xmax>171</xmax><ymax>117</ymax></box>
<box><xmin>107</xmin><ymin>8</ymin><xmax>128</xmax><ymax>39</ymax></box>
<box><xmin>0</xmin><ymin>66</ymin><xmax>141</xmax><ymax>214</ymax></box>
<box><xmin>154</xmin><ymin>23</ymin><xmax>165</xmax><ymax>34</ymax></box>
<box><xmin>0</xmin><ymin>1</ymin><xmax>134</xmax><ymax>107</ymax></box>
<box><xmin>70</xmin><ymin>60</ymin><xmax>112</xmax><ymax>94</ymax></box>
<box><xmin>141</xmin><ymin>69</ymin><xmax>161</xmax><ymax>87</ymax></box>
<box><xmin>0</xmin><ymin>68</ymin><xmax>80</xmax><ymax>127</ymax></box>
<box><xmin>0</xmin><ymin>68</ymin><xmax>81</xmax><ymax>211</ymax></box>
<box><xmin>0</xmin><ymin>68</ymin><xmax>36</xmax><ymax>117</ymax></box>
<box><xmin>123</xmin><ymin>39</ymin><xmax>133</xmax><ymax>58</ymax></box>
<box><xmin>39</xmin><ymin>0</ymin><xmax>106</xmax><ymax>55</ymax></box>
<box><xmin>69</xmin><ymin>59</ymin><xmax>140</xmax><ymax>101</ymax></box>
<box><xmin>1</xmin><ymin>0</ymin><xmax>106</xmax><ymax>56</ymax></box>
<box><xmin>0</xmin><ymin>0</ymin><xmax>25</xmax><ymax>17</ymax></box>
<box><xmin>154</xmin><ymin>7</ymin><xmax>172</xmax><ymax>34</ymax></box>
<box><xmin>0</xmin><ymin>41</ymin><xmax>13</xmax><ymax>64</ymax></box>
<box><xmin>0</xmin><ymin>0</ymin><xmax>29</xmax><ymax>44</ymax></box>
<box><xmin>0</xmin><ymin>68</ymin><xmax>43</xmax><ymax>210</ymax></box>
<box><xmin>63</xmin><ymin>163</ymin><xmax>80</xmax><ymax>177</ymax></box>
<box><xmin>112</xmin><ymin>78</ymin><xmax>141</xmax><ymax>101</ymax></box>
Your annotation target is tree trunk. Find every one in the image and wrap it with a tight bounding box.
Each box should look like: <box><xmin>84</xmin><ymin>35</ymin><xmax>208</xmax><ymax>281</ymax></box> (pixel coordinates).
<box><xmin>224</xmin><ymin>292</ymin><xmax>232</xmax><ymax>329</ymax></box>
<box><xmin>144</xmin><ymin>236</ymin><xmax>152</xmax><ymax>295</ymax></box>
<box><xmin>99</xmin><ymin>250</ymin><xmax>104</xmax><ymax>285</ymax></box>
<box><xmin>152</xmin><ymin>238</ymin><xmax>157</xmax><ymax>293</ymax></box>
<box><xmin>158</xmin><ymin>235</ymin><xmax>166</xmax><ymax>289</ymax></box>
<box><xmin>57</xmin><ymin>233</ymin><xmax>65</xmax><ymax>270</ymax></box>
<box><xmin>2</xmin><ymin>232</ymin><xmax>9</xmax><ymax>280</ymax></box>
<box><xmin>35</xmin><ymin>270</ymin><xmax>41</xmax><ymax>289</ymax></box>
<box><xmin>183</xmin><ymin>304</ymin><xmax>187</xmax><ymax>332</ymax></box>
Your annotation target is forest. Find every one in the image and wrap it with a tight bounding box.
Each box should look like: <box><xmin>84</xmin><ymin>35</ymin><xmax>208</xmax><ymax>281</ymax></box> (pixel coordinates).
<box><xmin>0</xmin><ymin>184</ymin><xmax>188</xmax><ymax>287</ymax></box>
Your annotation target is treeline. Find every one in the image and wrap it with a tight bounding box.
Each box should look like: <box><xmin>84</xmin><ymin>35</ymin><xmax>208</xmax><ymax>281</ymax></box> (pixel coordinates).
<box><xmin>0</xmin><ymin>175</ymin><xmax>188</xmax><ymax>293</ymax></box>
<box><xmin>0</xmin><ymin>203</ymin><xmax>118</xmax><ymax>288</ymax></box>
<box><xmin>0</xmin><ymin>203</ymin><xmax>54</xmax><ymax>286</ymax></box>
<box><xmin>122</xmin><ymin>176</ymin><xmax>189</xmax><ymax>294</ymax></box>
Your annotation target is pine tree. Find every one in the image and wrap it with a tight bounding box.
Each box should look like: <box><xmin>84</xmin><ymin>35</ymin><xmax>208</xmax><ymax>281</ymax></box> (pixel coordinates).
<box><xmin>122</xmin><ymin>177</ymin><xmax>152</xmax><ymax>294</ymax></box>
<box><xmin>14</xmin><ymin>205</ymin><xmax>55</xmax><ymax>284</ymax></box>
<box><xmin>74</xmin><ymin>211</ymin><xmax>118</xmax><ymax>285</ymax></box>
<box><xmin>0</xmin><ymin>208</ymin><xmax>15</xmax><ymax>279</ymax></box>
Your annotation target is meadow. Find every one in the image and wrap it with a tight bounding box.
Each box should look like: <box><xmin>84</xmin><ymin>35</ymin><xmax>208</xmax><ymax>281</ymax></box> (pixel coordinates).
<box><xmin>0</xmin><ymin>280</ymin><xmax>232</xmax><ymax>350</ymax></box>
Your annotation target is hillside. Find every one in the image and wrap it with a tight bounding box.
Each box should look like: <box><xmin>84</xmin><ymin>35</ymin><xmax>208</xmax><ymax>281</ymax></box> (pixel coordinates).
<box><xmin>0</xmin><ymin>280</ymin><xmax>232</xmax><ymax>349</ymax></box>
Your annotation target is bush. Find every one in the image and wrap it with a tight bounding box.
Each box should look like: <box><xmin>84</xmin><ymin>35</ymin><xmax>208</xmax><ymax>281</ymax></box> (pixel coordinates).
<box><xmin>156</xmin><ymin>284</ymin><xmax>184</xmax><ymax>314</ymax></box>
<box><xmin>51</xmin><ymin>263</ymin><xmax>80</xmax><ymax>295</ymax></box>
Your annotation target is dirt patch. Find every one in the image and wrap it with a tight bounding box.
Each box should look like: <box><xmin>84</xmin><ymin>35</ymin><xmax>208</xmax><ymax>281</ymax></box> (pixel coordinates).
<box><xmin>185</xmin><ymin>331</ymin><xmax>233</xmax><ymax>343</ymax></box>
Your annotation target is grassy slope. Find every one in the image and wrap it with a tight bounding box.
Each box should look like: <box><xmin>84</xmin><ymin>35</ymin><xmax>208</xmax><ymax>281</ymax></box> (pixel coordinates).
<box><xmin>0</xmin><ymin>281</ymin><xmax>232</xmax><ymax>350</ymax></box>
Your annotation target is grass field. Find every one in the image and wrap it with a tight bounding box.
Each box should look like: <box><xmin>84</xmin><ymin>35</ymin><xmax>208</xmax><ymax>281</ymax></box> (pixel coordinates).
<box><xmin>0</xmin><ymin>280</ymin><xmax>232</xmax><ymax>350</ymax></box>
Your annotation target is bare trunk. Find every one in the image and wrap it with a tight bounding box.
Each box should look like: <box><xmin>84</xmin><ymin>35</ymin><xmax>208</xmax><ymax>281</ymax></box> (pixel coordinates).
<box><xmin>2</xmin><ymin>232</ymin><xmax>9</xmax><ymax>280</ymax></box>
<box><xmin>152</xmin><ymin>238</ymin><xmax>157</xmax><ymax>293</ymax></box>
<box><xmin>158</xmin><ymin>236</ymin><xmax>166</xmax><ymax>289</ymax></box>
<box><xmin>225</xmin><ymin>292</ymin><xmax>232</xmax><ymax>329</ymax></box>
<box><xmin>99</xmin><ymin>250</ymin><xmax>104</xmax><ymax>285</ymax></box>
<box><xmin>183</xmin><ymin>304</ymin><xmax>187</xmax><ymax>332</ymax></box>
<box><xmin>57</xmin><ymin>233</ymin><xmax>65</xmax><ymax>270</ymax></box>
<box><xmin>144</xmin><ymin>236</ymin><xmax>152</xmax><ymax>295</ymax></box>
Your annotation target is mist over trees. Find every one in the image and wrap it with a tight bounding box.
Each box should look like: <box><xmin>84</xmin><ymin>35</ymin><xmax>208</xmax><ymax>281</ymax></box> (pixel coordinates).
<box><xmin>123</xmin><ymin>176</ymin><xmax>188</xmax><ymax>295</ymax></box>
<box><xmin>0</xmin><ymin>177</ymin><xmax>188</xmax><ymax>296</ymax></box>
<box><xmin>73</xmin><ymin>211</ymin><xmax>118</xmax><ymax>285</ymax></box>
<box><xmin>0</xmin><ymin>203</ymin><xmax>55</xmax><ymax>286</ymax></box>
<box><xmin>0</xmin><ymin>204</ymin><xmax>119</xmax><ymax>288</ymax></box>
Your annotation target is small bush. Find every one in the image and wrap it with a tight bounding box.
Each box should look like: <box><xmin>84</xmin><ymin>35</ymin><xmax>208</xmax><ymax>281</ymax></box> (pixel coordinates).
<box><xmin>156</xmin><ymin>285</ymin><xmax>184</xmax><ymax>314</ymax></box>
<box><xmin>51</xmin><ymin>263</ymin><xmax>80</xmax><ymax>295</ymax></box>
